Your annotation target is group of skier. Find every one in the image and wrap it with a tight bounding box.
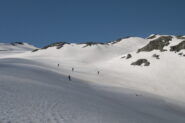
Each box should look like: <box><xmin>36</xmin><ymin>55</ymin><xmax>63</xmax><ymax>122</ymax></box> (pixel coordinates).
<box><xmin>57</xmin><ymin>64</ymin><xmax>100</xmax><ymax>81</ymax></box>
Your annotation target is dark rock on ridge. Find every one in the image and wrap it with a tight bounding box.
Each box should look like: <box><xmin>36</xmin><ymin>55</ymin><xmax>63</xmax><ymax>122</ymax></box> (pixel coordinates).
<box><xmin>138</xmin><ymin>36</ymin><xmax>172</xmax><ymax>52</ymax></box>
<box><xmin>131</xmin><ymin>59</ymin><xmax>150</xmax><ymax>66</ymax></box>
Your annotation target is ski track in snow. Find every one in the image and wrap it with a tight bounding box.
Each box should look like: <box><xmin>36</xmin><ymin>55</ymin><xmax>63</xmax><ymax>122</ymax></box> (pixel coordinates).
<box><xmin>0</xmin><ymin>58</ymin><xmax>185</xmax><ymax>123</ymax></box>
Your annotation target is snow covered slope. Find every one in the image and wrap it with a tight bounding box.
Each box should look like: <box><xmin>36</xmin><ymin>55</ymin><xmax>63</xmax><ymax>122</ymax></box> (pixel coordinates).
<box><xmin>17</xmin><ymin>35</ymin><xmax>184</xmax><ymax>103</ymax></box>
<box><xmin>1</xmin><ymin>58</ymin><xmax>185</xmax><ymax>123</ymax></box>
<box><xmin>27</xmin><ymin>37</ymin><xmax>148</xmax><ymax>63</ymax></box>
<box><xmin>0</xmin><ymin>42</ymin><xmax>36</xmax><ymax>57</ymax></box>
<box><xmin>6</xmin><ymin>35</ymin><xmax>185</xmax><ymax>103</ymax></box>
<box><xmin>0</xmin><ymin>35</ymin><xmax>185</xmax><ymax>123</ymax></box>
<box><xmin>0</xmin><ymin>42</ymin><xmax>36</xmax><ymax>51</ymax></box>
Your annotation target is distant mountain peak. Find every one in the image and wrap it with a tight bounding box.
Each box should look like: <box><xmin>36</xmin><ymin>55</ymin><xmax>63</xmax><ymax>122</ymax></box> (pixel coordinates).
<box><xmin>0</xmin><ymin>42</ymin><xmax>37</xmax><ymax>52</ymax></box>
<box><xmin>42</xmin><ymin>42</ymin><xmax>69</xmax><ymax>49</ymax></box>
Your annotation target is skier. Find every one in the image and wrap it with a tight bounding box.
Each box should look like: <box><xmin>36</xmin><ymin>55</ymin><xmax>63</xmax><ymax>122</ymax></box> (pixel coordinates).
<box><xmin>72</xmin><ymin>67</ymin><xmax>74</xmax><ymax>72</ymax></box>
<box><xmin>58</xmin><ymin>64</ymin><xmax>59</xmax><ymax>67</ymax></box>
<box><xmin>68</xmin><ymin>75</ymin><xmax>71</xmax><ymax>81</ymax></box>
<box><xmin>97</xmin><ymin>71</ymin><xmax>100</xmax><ymax>75</ymax></box>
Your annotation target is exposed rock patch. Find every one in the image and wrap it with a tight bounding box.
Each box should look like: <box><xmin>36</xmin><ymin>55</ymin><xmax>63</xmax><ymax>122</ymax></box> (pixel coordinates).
<box><xmin>32</xmin><ymin>49</ymin><xmax>39</xmax><ymax>52</ymax></box>
<box><xmin>152</xmin><ymin>54</ymin><xmax>160</xmax><ymax>59</ymax></box>
<box><xmin>82</xmin><ymin>42</ymin><xmax>105</xmax><ymax>48</ymax></box>
<box><xmin>126</xmin><ymin>54</ymin><xmax>132</xmax><ymax>59</ymax></box>
<box><xmin>42</xmin><ymin>42</ymin><xmax>69</xmax><ymax>49</ymax></box>
<box><xmin>138</xmin><ymin>36</ymin><xmax>172</xmax><ymax>52</ymax></box>
<box><xmin>176</xmin><ymin>35</ymin><xmax>185</xmax><ymax>40</ymax></box>
<box><xmin>170</xmin><ymin>41</ymin><xmax>185</xmax><ymax>52</ymax></box>
<box><xmin>178</xmin><ymin>53</ymin><xmax>183</xmax><ymax>56</ymax></box>
<box><xmin>121</xmin><ymin>54</ymin><xmax>132</xmax><ymax>59</ymax></box>
<box><xmin>131</xmin><ymin>59</ymin><xmax>150</xmax><ymax>66</ymax></box>
<box><xmin>11</xmin><ymin>42</ymin><xmax>24</xmax><ymax>46</ymax></box>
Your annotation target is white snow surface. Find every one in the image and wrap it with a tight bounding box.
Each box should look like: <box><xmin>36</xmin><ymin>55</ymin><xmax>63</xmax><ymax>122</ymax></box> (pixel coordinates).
<box><xmin>0</xmin><ymin>42</ymin><xmax>36</xmax><ymax>57</ymax></box>
<box><xmin>0</xmin><ymin>35</ymin><xmax>185</xmax><ymax>123</ymax></box>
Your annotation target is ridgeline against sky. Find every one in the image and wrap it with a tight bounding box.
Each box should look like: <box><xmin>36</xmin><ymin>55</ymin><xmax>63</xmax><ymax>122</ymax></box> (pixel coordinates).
<box><xmin>0</xmin><ymin>0</ymin><xmax>184</xmax><ymax>47</ymax></box>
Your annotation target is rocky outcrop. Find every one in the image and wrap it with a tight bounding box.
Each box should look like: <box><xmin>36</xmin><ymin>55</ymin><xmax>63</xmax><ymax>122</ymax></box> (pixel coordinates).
<box><xmin>131</xmin><ymin>59</ymin><xmax>150</xmax><ymax>66</ymax></box>
<box><xmin>11</xmin><ymin>42</ymin><xmax>24</xmax><ymax>46</ymax></box>
<box><xmin>178</xmin><ymin>53</ymin><xmax>183</xmax><ymax>56</ymax></box>
<box><xmin>42</xmin><ymin>42</ymin><xmax>69</xmax><ymax>49</ymax></box>
<box><xmin>82</xmin><ymin>42</ymin><xmax>105</xmax><ymax>48</ymax></box>
<box><xmin>32</xmin><ymin>49</ymin><xmax>39</xmax><ymax>52</ymax></box>
<box><xmin>121</xmin><ymin>54</ymin><xmax>132</xmax><ymax>59</ymax></box>
<box><xmin>170</xmin><ymin>41</ymin><xmax>185</xmax><ymax>52</ymax></box>
<box><xmin>138</xmin><ymin>36</ymin><xmax>172</xmax><ymax>52</ymax></box>
<box><xmin>152</xmin><ymin>54</ymin><xmax>160</xmax><ymax>59</ymax></box>
<box><xmin>126</xmin><ymin>54</ymin><xmax>132</xmax><ymax>59</ymax></box>
<box><xmin>176</xmin><ymin>35</ymin><xmax>185</xmax><ymax>40</ymax></box>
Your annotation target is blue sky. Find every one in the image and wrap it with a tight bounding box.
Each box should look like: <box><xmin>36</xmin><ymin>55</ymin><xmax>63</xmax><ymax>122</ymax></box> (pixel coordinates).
<box><xmin>0</xmin><ymin>0</ymin><xmax>185</xmax><ymax>47</ymax></box>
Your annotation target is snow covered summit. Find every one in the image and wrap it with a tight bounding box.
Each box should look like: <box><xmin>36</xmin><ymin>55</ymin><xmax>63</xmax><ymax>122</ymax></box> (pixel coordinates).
<box><xmin>30</xmin><ymin>34</ymin><xmax>185</xmax><ymax>65</ymax></box>
<box><xmin>30</xmin><ymin>36</ymin><xmax>148</xmax><ymax>63</ymax></box>
<box><xmin>0</xmin><ymin>42</ymin><xmax>37</xmax><ymax>58</ymax></box>
<box><xmin>24</xmin><ymin>35</ymin><xmax>185</xmax><ymax>103</ymax></box>
<box><xmin>0</xmin><ymin>42</ymin><xmax>36</xmax><ymax>51</ymax></box>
